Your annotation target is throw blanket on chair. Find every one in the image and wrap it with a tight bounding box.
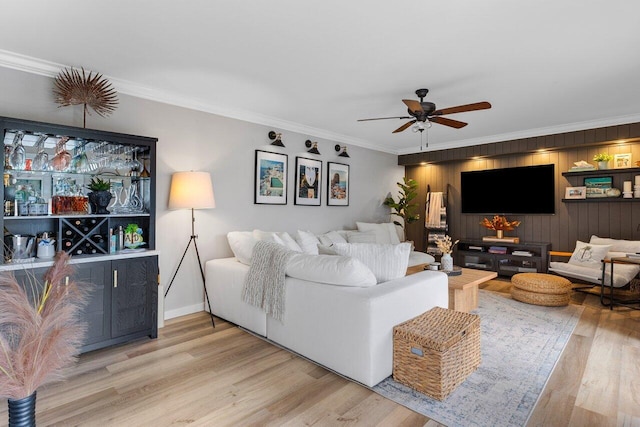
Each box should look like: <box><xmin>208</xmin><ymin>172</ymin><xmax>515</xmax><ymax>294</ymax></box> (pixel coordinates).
<box><xmin>242</xmin><ymin>240</ymin><xmax>294</xmax><ymax>321</ymax></box>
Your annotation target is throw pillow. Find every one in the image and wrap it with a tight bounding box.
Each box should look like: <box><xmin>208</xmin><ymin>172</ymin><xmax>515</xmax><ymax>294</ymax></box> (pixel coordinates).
<box><xmin>276</xmin><ymin>232</ymin><xmax>303</xmax><ymax>252</ymax></box>
<box><xmin>317</xmin><ymin>230</ymin><xmax>348</xmax><ymax>246</ymax></box>
<box><xmin>356</xmin><ymin>222</ymin><xmax>401</xmax><ymax>245</ymax></box>
<box><xmin>295</xmin><ymin>230</ymin><xmax>320</xmax><ymax>255</ymax></box>
<box><xmin>568</xmin><ymin>240</ymin><xmax>611</xmax><ymax>269</ymax></box>
<box><xmin>286</xmin><ymin>253</ymin><xmax>377</xmax><ymax>287</ymax></box>
<box><xmin>332</xmin><ymin>242</ymin><xmax>411</xmax><ymax>283</ymax></box>
<box><xmin>317</xmin><ymin>244</ymin><xmax>338</xmax><ymax>255</ymax></box>
<box><xmin>227</xmin><ymin>231</ymin><xmax>257</xmax><ymax>265</ymax></box>
<box><xmin>345</xmin><ymin>230</ymin><xmax>377</xmax><ymax>243</ymax></box>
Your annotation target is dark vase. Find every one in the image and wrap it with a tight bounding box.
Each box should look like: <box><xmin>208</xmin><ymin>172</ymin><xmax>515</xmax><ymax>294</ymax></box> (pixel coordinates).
<box><xmin>8</xmin><ymin>391</ymin><xmax>36</xmax><ymax>427</ymax></box>
<box><xmin>88</xmin><ymin>190</ymin><xmax>113</xmax><ymax>214</ymax></box>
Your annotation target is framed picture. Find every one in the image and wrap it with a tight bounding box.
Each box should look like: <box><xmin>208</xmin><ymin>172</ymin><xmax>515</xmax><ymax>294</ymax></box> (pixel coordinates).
<box><xmin>584</xmin><ymin>176</ymin><xmax>612</xmax><ymax>198</ymax></box>
<box><xmin>255</xmin><ymin>150</ymin><xmax>288</xmax><ymax>205</ymax></box>
<box><xmin>565</xmin><ymin>186</ymin><xmax>587</xmax><ymax>199</ymax></box>
<box><xmin>327</xmin><ymin>162</ymin><xmax>349</xmax><ymax>206</ymax></box>
<box><xmin>614</xmin><ymin>153</ymin><xmax>632</xmax><ymax>169</ymax></box>
<box><xmin>294</xmin><ymin>157</ymin><xmax>322</xmax><ymax>206</ymax></box>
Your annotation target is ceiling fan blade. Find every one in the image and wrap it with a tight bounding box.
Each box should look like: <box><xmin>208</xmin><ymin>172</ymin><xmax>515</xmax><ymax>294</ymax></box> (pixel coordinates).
<box><xmin>392</xmin><ymin>120</ymin><xmax>416</xmax><ymax>133</ymax></box>
<box><xmin>357</xmin><ymin>116</ymin><xmax>413</xmax><ymax>122</ymax></box>
<box><xmin>402</xmin><ymin>99</ymin><xmax>423</xmax><ymax>113</ymax></box>
<box><xmin>432</xmin><ymin>101</ymin><xmax>492</xmax><ymax>116</ymax></box>
<box><xmin>430</xmin><ymin>116</ymin><xmax>468</xmax><ymax>129</ymax></box>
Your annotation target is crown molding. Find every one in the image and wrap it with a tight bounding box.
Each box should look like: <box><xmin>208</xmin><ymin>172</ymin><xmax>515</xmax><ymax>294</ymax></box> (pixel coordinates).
<box><xmin>0</xmin><ymin>49</ymin><xmax>394</xmax><ymax>154</ymax></box>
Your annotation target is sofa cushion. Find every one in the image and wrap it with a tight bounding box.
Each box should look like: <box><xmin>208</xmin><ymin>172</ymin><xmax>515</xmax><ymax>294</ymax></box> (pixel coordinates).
<box><xmin>568</xmin><ymin>240</ymin><xmax>611</xmax><ymax>269</ymax></box>
<box><xmin>227</xmin><ymin>231</ymin><xmax>257</xmax><ymax>265</ymax></box>
<box><xmin>332</xmin><ymin>242</ymin><xmax>411</xmax><ymax>283</ymax></box>
<box><xmin>295</xmin><ymin>230</ymin><xmax>321</xmax><ymax>254</ymax></box>
<box><xmin>286</xmin><ymin>253</ymin><xmax>377</xmax><ymax>287</ymax></box>
<box><xmin>356</xmin><ymin>222</ymin><xmax>401</xmax><ymax>244</ymax></box>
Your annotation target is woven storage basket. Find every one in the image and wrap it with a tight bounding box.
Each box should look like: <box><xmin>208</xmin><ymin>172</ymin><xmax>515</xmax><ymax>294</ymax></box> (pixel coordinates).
<box><xmin>393</xmin><ymin>307</ymin><xmax>481</xmax><ymax>401</ymax></box>
<box><xmin>511</xmin><ymin>286</ymin><xmax>570</xmax><ymax>306</ymax></box>
<box><xmin>511</xmin><ymin>273</ymin><xmax>572</xmax><ymax>294</ymax></box>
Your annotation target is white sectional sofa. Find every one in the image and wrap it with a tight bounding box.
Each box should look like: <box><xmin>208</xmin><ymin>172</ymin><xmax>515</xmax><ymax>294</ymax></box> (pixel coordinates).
<box><xmin>204</xmin><ymin>225</ymin><xmax>447</xmax><ymax>387</ymax></box>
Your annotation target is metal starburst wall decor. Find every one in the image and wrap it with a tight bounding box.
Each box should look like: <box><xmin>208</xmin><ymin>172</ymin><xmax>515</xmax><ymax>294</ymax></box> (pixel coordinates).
<box><xmin>53</xmin><ymin>67</ymin><xmax>119</xmax><ymax>128</ymax></box>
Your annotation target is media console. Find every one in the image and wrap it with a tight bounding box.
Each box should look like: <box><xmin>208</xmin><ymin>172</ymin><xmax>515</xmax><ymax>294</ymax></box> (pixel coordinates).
<box><xmin>455</xmin><ymin>239</ymin><xmax>551</xmax><ymax>276</ymax></box>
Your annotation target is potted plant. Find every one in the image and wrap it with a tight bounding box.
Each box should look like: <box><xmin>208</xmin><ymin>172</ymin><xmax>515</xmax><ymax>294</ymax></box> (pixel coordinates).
<box><xmin>86</xmin><ymin>177</ymin><xmax>112</xmax><ymax>214</ymax></box>
<box><xmin>383</xmin><ymin>177</ymin><xmax>420</xmax><ymax>239</ymax></box>
<box><xmin>0</xmin><ymin>252</ymin><xmax>88</xmax><ymax>426</ymax></box>
<box><xmin>593</xmin><ymin>153</ymin><xmax>612</xmax><ymax>170</ymax></box>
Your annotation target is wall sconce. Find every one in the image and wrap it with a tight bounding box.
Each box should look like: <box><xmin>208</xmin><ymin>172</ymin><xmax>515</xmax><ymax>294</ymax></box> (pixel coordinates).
<box><xmin>305</xmin><ymin>140</ymin><xmax>320</xmax><ymax>155</ymax></box>
<box><xmin>335</xmin><ymin>145</ymin><xmax>350</xmax><ymax>158</ymax></box>
<box><xmin>268</xmin><ymin>131</ymin><xmax>285</xmax><ymax>147</ymax></box>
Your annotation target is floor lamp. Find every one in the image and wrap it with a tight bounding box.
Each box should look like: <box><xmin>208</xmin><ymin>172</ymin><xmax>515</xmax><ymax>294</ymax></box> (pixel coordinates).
<box><xmin>165</xmin><ymin>171</ymin><xmax>216</xmax><ymax>328</ymax></box>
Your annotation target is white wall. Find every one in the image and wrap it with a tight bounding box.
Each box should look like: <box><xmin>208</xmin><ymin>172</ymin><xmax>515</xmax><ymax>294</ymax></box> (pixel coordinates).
<box><xmin>0</xmin><ymin>67</ymin><xmax>404</xmax><ymax>319</ymax></box>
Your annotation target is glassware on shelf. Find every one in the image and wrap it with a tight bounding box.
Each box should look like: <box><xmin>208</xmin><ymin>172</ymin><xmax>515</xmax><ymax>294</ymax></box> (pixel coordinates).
<box><xmin>51</xmin><ymin>136</ymin><xmax>71</xmax><ymax>171</ymax></box>
<box><xmin>31</xmin><ymin>133</ymin><xmax>50</xmax><ymax>171</ymax></box>
<box><xmin>9</xmin><ymin>131</ymin><xmax>26</xmax><ymax>170</ymax></box>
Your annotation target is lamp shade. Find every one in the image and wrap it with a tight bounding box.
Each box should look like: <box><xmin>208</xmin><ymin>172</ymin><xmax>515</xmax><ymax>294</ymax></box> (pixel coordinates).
<box><xmin>168</xmin><ymin>171</ymin><xmax>216</xmax><ymax>210</ymax></box>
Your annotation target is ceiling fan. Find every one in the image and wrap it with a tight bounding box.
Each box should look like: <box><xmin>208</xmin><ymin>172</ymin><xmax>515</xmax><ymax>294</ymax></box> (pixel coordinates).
<box><xmin>358</xmin><ymin>88</ymin><xmax>491</xmax><ymax>133</ymax></box>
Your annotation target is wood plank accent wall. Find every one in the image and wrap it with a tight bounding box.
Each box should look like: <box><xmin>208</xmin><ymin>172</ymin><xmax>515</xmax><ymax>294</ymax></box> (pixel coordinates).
<box><xmin>405</xmin><ymin>131</ymin><xmax>640</xmax><ymax>253</ymax></box>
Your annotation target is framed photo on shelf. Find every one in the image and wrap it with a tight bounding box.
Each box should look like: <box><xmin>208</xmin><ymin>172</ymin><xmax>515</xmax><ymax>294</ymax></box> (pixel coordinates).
<box><xmin>565</xmin><ymin>186</ymin><xmax>587</xmax><ymax>200</ymax></box>
<box><xmin>584</xmin><ymin>176</ymin><xmax>612</xmax><ymax>198</ymax></box>
<box><xmin>294</xmin><ymin>157</ymin><xmax>322</xmax><ymax>206</ymax></box>
<box><xmin>327</xmin><ymin>162</ymin><xmax>349</xmax><ymax>206</ymax></box>
<box><xmin>254</xmin><ymin>150</ymin><xmax>288</xmax><ymax>205</ymax></box>
<box><xmin>614</xmin><ymin>153</ymin><xmax>632</xmax><ymax>169</ymax></box>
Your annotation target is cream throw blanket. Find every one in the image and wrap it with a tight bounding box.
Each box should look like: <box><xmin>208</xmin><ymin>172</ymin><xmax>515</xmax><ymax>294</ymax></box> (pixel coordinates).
<box><xmin>242</xmin><ymin>240</ymin><xmax>294</xmax><ymax>321</ymax></box>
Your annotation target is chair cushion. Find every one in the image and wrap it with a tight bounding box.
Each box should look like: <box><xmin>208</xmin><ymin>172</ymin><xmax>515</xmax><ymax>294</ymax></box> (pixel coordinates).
<box><xmin>549</xmin><ymin>261</ymin><xmax>640</xmax><ymax>288</ymax></box>
<box><xmin>589</xmin><ymin>235</ymin><xmax>640</xmax><ymax>253</ymax></box>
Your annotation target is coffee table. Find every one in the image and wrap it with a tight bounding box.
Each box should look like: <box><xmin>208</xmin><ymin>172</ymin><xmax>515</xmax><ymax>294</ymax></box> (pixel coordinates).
<box><xmin>407</xmin><ymin>264</ymin><xmax>498</xmax><ymax>312</ymax></box>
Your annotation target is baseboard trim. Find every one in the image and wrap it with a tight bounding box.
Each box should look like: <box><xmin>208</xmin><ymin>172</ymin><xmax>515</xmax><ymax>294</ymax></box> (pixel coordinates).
<box><xmin>164</xmin><ymin>302</ymin><xmax>205</xmax><ymax>321</ymax></box>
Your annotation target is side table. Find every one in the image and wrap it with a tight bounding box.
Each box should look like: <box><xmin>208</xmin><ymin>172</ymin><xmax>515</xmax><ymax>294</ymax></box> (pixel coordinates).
<box><xmin>603</xmin><ymin>257</ymin><xmax>640</xmax><ymax>310</ymax></box>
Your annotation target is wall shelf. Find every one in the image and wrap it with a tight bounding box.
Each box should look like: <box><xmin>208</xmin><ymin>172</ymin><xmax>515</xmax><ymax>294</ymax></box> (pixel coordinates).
<box><xmin>562</xmin><ymin>198</ymin><xmax>640</xmax><ymax>203</ymax></box>
<box><xmin>562</xmin><ymin>167</ymin><xmax>640</xmax><ymax>177</ymax></box>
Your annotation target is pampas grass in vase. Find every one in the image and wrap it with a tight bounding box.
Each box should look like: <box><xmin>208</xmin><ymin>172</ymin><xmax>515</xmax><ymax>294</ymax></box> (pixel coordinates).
<box><xmin>0</xmin><ymin>252</ymin><xmax>89</xmax><ymax>425</ymax></box>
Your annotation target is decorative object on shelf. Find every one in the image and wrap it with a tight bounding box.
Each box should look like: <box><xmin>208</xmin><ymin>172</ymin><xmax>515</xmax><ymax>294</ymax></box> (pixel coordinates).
<box><xmin>435</xmin><ymin>235</ymin><xmax>459</xmax><ymax>272</ymax></box>
<box><xmin>327</xmin><ymin>162</ymin><xmax>349</xmax><ymax>206</ymax></box>
<box><xmin>584</xmin><ymin>176</ymin><xmax>613</xmax><ymax>198</ymax></box>
<box><xmin>564</xmin><ymin>186</ymin><xmax>587</xmax><ymax>199</ymax></box>
<box><xmin>335</xmin><ymin>144</ymin><xmax>350</xmax><ymax>158</ymax></box>
<box><xmin>124</xmin><ymin>224</ymin><xmax>145</xmax><ymax>249</ymax></box>
<box><xmin>268</xmin><ymin>131</ymin><xmax>285</xmax><ymax>147</ymax></box>
<box><xmin>166</xmin><ymin>171</ymin><xmax>216</xmax><ymax>328</ymax></box>
<box><xmin>86</xmin><ymin>177</ymin><xmax>113</xmax><ymax>214</ymax></box>
<box><xmin>53</xmin><ymin>67</ymin><xmax>119</xmax><ymax>128</ymax></box>
<box><xmin>31</xmin><ymin>134</ymin><xmax>50</xmax><ymax>171</ymax></box>
<box><xmin>255</xmin><ymin>150</ymin><xmax>288</xmax><ymax>205</ymax></box>
<box><xmin>567</xmin><ymin>160</ymin><xmax>596</xmax><ymax>172</ymax></box>
<box><xmin>604</xmin><ymin>187</ymin><xmax>622</xmax><ymax>197</ymax></box>
<box><xmin>614</xmin><ymin>153</ymin><xmax>632</xmax><ymax>169</ymax></box>
<box><xmin>0</xmin><ymin>252</ymin><xmax>89</xmax><ymax>427</ymax></box>
<box><xmin>383</xmin><ymin>176</ymin><xmax>420</xmax><ymax>232</ymax></box>
<box><xmin>480</xmin><ymin>215</ymin><xmax>521</xmax><ymax>240</ymax></box>
<box><xmin>593</xmin><ymin>153</ymin><xmax>612</xmax><ymax>170</ymax></box>
<box><xmin>294</xmin><ymin>157</ymin><xmax>322</xmax><ymax>206</ymax></box>
<box><xmin>305</xmin><ymin>140</ymin><xmax>320</xmax><ymax>155</ymax></box>
<box><xmin>623</xmin><ymin>180</ymin><xmax>633</xmax><ymax>198</ymax></box>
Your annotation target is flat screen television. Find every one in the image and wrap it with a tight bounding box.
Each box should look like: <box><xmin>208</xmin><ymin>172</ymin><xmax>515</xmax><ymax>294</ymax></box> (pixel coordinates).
<box><xmin>460</xmin><ymin>164</ymin><xmax>555</xmax><ymax>214</ymax></box>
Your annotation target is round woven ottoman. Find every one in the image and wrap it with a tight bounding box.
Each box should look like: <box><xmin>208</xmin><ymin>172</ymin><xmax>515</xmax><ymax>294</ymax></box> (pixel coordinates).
<box><xmin>511</xmin><ymin>273</ymin><xmax>572</xmax><ymax>307</ymax></box>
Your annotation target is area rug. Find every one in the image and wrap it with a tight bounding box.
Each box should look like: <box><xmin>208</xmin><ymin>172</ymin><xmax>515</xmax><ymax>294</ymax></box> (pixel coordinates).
<box><xmin>373</xmin><ymin>290</ymin><xmax>584</xmax><ymax>427</ymax></box>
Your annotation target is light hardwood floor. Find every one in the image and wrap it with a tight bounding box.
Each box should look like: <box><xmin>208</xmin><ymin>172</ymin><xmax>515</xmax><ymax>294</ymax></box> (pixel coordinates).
<box><xmin>1</xmin><ymin>280</ymin><xmax>639</xmax><ymax>426</ymax></box>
